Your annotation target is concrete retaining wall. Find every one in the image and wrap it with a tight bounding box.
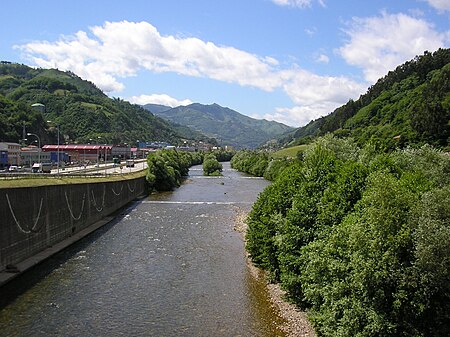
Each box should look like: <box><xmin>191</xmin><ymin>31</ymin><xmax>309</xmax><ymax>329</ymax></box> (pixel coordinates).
<box><xmin>0</xmin><ymin>177</ymin><xmax>146</xmax><ymax>275</ymax></box>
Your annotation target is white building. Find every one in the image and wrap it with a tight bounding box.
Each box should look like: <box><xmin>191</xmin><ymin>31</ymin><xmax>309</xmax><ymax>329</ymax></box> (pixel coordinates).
<box><xmin>20</xmin><ymin>145</ymin><xmax>50</xmax><ymax>167</ymax></box>
<box><xmin>0</xmin><ymin>142</ymin><xmax>21</xmax><ymax>166</ymax></box>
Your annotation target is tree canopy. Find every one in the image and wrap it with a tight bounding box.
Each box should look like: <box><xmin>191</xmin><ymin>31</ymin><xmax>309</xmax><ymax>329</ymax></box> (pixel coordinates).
<box><xmin>233</xmin><ymin>136</ymin><xmax>450</xmax><ymax>336</ymax></box>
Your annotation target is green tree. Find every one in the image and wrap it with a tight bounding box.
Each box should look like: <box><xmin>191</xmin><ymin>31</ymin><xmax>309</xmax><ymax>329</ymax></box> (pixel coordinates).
<box><xmin>146</xmin><ymin>149</ymin><xmax>199</xmax><ymax>191</ymax></box>
<box><xmin>245</xmin><ymin>161</ymin><xmax>304</xmax><ymax>279</ymax></box>
<box><xmin>203</xmin><ymin>153</ymin><xmax>222</xmax><ymax>176</ymax></box>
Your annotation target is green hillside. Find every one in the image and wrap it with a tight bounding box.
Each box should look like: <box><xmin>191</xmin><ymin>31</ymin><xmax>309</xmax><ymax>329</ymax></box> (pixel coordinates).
<box><xmin>0</xmin><ymin>62</ymin><xmax>198</xmax><ymax>145</ymax></box>
<box><xmin>143</xmin><ymin>103</ymin><xmax>171</xmax><ymax>114</ymax></box>
<box><xmin>271</xmin><ymin>144</ymin><xmax>308</xmax><ymax>159</ymax></box>
<box><xmin>145</xmin><ymin>102</ymin><xmax>294</xmax><ymax>149</ymax></box>
<box><xmin>290</xmin><ymin>49</ymin><xmax>450</xmax><ymax>150</ymax></box>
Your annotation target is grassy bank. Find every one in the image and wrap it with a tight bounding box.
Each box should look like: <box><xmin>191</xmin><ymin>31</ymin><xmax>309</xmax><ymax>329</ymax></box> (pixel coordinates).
<box><xmin>0</xmin><ymin>171</ymin><xmax>146</xmax><ymax>189</ymax></box>
<box><xmin>271</xmin><ymin>144</ymin><xmax>308</xmax><ymax>159</ymax></box>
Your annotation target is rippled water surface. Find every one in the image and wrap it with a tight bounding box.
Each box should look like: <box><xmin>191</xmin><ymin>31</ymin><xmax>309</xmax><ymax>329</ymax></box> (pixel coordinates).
<box><xmin>0</xmin><ymin>163</ymin><xmax>286</xmax><ymax>336</ymax></box>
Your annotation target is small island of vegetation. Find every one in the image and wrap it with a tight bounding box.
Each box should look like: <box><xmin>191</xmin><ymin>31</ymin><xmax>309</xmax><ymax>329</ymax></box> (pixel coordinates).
<box><xmin>202</xmin><ymin>153</ymin><xmax>223</xmax><ymax>176</ymax></box>
<box><xmin>146</xmin><ymin>149</ymin><xmax>232</xmax><ymax>191</ymax></box>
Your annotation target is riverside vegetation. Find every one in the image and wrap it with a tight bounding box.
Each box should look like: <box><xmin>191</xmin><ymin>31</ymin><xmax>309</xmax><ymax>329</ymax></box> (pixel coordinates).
<box><xmin>202</xmin><ymin>153</ymin><xmax>223</xmax><ymax>176</ymax></box>
<box><xmin>230</xmin><ymin>136</ymin><xmax>450</xmax><ymax>337</ymax></box>
<box><xmin>204</xmin><ymin>50</ymin><xmax>450</xmax><ymax>336</ymax></box>
<box><xmin>145</xmin><ymin>149</ymin><xmax>233</xmax><ymax>191</ymax></box>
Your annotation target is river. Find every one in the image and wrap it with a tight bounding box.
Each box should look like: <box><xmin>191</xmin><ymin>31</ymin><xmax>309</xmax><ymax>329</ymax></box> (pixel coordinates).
<box><xmin>0</xmin><ymin>162</ymin><xmax>286</xmax><ymax>336</ymax></box>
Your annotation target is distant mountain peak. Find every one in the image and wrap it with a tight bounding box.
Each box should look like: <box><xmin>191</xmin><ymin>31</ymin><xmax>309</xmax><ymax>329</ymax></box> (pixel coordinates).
<box><xmin>144</xmin><ymin>102</ymin><xmax>293</xmax><ymax>149</ymax></box>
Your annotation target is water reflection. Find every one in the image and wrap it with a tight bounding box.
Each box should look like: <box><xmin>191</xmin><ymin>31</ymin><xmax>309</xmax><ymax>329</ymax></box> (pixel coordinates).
<box><xmin>0</xmin><ymin>163</ymin><xmax>285</xmax><ymax>336</ymax></box>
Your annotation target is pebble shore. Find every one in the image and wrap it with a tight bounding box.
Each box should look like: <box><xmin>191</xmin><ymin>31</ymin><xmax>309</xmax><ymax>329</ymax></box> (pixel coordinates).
<box><xmin>234</xmin><ymin>208</ymin><xmax>317</xmax><ymax>337</ymax></box>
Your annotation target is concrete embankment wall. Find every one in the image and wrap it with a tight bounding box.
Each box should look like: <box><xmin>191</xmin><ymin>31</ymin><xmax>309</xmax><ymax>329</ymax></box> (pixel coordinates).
<box><xmin>0</xmin><ymin>176</ymin><xmax>146</xmax><ymax>276</ymax></box>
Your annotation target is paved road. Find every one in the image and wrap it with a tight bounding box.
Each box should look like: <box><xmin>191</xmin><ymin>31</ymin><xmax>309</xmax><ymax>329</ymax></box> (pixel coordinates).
<box><xmin>53</xmin><ymin>159</ymin><xmax>147</xmax><ymax>175</ymax></box>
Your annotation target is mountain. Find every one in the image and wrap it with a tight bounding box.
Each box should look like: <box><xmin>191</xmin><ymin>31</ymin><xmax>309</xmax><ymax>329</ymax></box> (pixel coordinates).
<box><xmin>144</xmin><ymin>102</ymin><xmax>294</xmax><ymax>148</ymax></box>
<box><xmin>288</xmin><ymin>49</ymin><xmax>450</xmax><ymax>150</ymax></box>
<box><xmin>143</xmin><ymin>103</ymin><xmax>171</xmax><ymax>114</ymax></box>
<box><xmin>0</xmin><ymin>62</ymin><xmax>201</xmax><ymax>146</ymax></box>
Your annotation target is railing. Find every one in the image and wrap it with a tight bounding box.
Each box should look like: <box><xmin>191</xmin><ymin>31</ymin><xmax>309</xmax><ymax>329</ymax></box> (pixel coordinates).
<box><xmin>0</xmin><ymin>160</ymin><xmax>147</xmax><ymax>180</ymax></box>
<box><xmin>0</xmin><ymin>172</ymin><xmax>115</xmax><ymax>180</ymax></box>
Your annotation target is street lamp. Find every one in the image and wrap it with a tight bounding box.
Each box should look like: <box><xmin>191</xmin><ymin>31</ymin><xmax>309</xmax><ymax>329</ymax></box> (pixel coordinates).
<box><xmin>27</xmin><ymin>133</ymin><xmax>41</xmax><ymax>168</ymax></box>
<box><xmin>137</xmin><ymin>139</ymin><xmax>145</xmax><ymax>169</ymax></box>
<box><xmin>96</xmin><ymin>136</ymin><xmax>101</xmax><ymax>167</ymax></box>
<box><xmin>47</xmin><ymin>120</ymin><xmax>60</xmax><ymax>174</ymax></box>
<box><xmin>30</xmin><ymin>103</ymin><xmax>45</xmax><ymax>171</ymax></box>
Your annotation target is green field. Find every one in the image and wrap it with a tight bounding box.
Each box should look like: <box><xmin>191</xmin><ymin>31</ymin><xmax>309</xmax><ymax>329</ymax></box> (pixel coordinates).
<box><xmin>0</xmin><ymin>171</ymin><xmax>146</xmax><ymax>189</ymax></box>
<box><xmin>271</xmin><ymin>144</ymin><xmax>308</xmax><ymax>158</ymax></box>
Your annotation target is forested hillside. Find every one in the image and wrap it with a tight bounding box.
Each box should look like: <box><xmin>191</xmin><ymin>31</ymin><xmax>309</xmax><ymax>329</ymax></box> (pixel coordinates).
<box><xmin>145</xmin><ymin>102</ymin><xmax>294</xmax><ymax>149</ymax></box>
<box><xmin>0</xmin><ymin>62</ymin><xmax>201</xmax><ymax>145</ymax></box>
<box><xmin>290</xmin><ymin>49</ymin><xmax>449</xmax><ymax>150</ymax></box>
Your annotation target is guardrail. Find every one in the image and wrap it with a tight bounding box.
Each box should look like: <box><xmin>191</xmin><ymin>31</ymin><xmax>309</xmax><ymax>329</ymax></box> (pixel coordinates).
<box><xmin>0</xmin><ymin>168</ymin><xmax>144</xmax><ymax>180</ymax></box>
<box><xmin>0</xmin><ymin>172</ymin><xmax>116</xmax><ymax>180</ymax></box>
<box><xmin>0</xmin><ymin>159</ymin><xmax>147</xmax><ymax>180</ymax></box>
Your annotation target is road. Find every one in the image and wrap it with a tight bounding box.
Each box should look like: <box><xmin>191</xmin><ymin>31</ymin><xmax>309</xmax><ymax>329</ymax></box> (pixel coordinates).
<box><xmin>53</xmin><ymin>159</ymin><xmax>147</xmax><ymax>175</ymax></box>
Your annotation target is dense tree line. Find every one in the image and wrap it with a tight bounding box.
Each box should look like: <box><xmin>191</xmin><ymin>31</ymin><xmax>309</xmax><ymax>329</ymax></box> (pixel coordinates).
<box><xmin>213</xmin><ymin>149</ymin><xmax>235</xmax><ymax>162</ymax></box>
<box><xmin>231</xmin><ymin>150</ymin><xmax>292</xmax><ymax>181</ymax></box>
<box><xmin>233</xmin><ymin>136</ymin><xmax>450</xmax><ymax>336</ymax></box>
<box><xmin>202</xmin><ymin>153</ymin><xmax>223</xmax><ymax>176</ymax></box>
<box><xmin>146</xmin><ymin>149</ymin><xmax>234</xmax><ymax>190</ymax></box>
<box><xmin>146</xmin><ymin>149</ymin><xmax>202</xmax><ymax>191</ymax></box>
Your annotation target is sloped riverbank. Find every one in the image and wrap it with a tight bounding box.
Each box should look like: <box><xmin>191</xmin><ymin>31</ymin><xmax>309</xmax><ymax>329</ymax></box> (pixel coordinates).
<box><xmin>234</xmin><ymin>208</ymin><xmax>317</xmax><ymax>337</ymax></box>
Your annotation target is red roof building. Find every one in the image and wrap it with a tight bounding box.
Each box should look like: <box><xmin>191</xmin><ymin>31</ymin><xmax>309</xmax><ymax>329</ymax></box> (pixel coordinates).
<box><xmin>42</xmin><ymin>144</ymin><xmax>112</xmax><ymax>163</ymax></box>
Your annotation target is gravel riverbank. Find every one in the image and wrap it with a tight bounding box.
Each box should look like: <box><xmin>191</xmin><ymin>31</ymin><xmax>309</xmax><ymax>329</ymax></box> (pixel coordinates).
<box><xmin>233</xmin><ymin>208</ymin><xmax>317</xmax><ymax>337</ymax></box>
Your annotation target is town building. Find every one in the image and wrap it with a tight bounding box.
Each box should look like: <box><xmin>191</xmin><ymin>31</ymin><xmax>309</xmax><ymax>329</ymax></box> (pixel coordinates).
<box><xmin>42</xmin><ymin>144</ymin><xmax>112</xmax><ymax>164</ymax></box>
<box><xmin>0</xmin><ymin>142</ymin><xmax>21</xmax><ymax>167</ymax></box>
<box><xmin>111</xmin><ymin>145</ymin><xmax>131</xmax><ymax>160</ymax></box>
<box><xmin>20</xmin><ymin>145</ymin><xmax>50</xmax><ymax>167</ymax></box>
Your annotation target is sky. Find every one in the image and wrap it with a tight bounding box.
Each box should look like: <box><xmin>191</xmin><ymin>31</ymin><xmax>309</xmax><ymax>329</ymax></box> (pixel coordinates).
<box><xmin>1</xmin><ymin>0</ymin><xmax>449</xmax><ymax>127</ymax></box>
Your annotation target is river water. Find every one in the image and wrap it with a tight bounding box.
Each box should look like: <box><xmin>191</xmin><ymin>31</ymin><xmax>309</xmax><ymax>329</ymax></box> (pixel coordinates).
<box><xmin>0</xmin><ymin>163</ymin><xmax>286</xmax><ymax>336</ymax></box>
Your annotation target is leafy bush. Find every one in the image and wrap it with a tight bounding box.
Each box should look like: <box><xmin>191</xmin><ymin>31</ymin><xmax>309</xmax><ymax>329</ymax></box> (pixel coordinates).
<box><xmin>263</xmin><ymin>158</ymin><xmax>292</xmax><ymax>181</ymax></box>
<box><xmin>146</xmin><ymin>149</ymin><xmax>199</xmax><ymax>191</ymax></box>
<box><xmin>231</xmin><ymin>150</ymin><xmax>269</xmax><ymax>177</ymax></box>
<box><xmin>203</xmin><ymin>153</ymin><xmax>223</xmax><ymax>176</ymax></box>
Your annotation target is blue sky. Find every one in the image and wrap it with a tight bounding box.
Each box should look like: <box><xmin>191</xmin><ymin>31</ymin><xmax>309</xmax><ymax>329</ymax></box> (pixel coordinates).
<box><xmin>1</xmin><ymin>0</ymin><xmax>449</xmax><ymax>126</ymax></box>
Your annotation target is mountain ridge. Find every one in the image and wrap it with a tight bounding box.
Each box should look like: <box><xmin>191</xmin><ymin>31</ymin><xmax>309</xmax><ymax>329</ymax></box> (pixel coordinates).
<box><xmin>0</xmin><ymin>63</ymin><xmax>208</xmax><ymax>146</ymax></box>
<box><xmin>144</xmin><ymin>102</ymin><xmax>294</xmax><ymax>149</ymax></box>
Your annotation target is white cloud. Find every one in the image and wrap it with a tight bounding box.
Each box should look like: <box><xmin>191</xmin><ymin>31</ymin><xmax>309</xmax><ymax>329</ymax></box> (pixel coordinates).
<box><xmin>260</xmin><ymin>103</ymin><xmax>334</xmax><ymax>127</ymax></box>
<box><xmin>282</xmin><ymin>69</ymin><xmax>365</xmax><ymax>106</ymax></box>
<box><xmin>260</xmin><ymin>69</ymin><xmax>365</xmax><ymax>126</ymax></box>
<box><xmin>316</xmin><ymin>54</ymin><xmax>329</xmax><ymax>63</ymax></box>
<box><xmin>128</xmin><ymin>94</ymin><xmax>192</xmax><ymax>107</ymax></box>
<box><xmin>272</xmin><ymin>0</ymin><xmax>312</xmax><ymax>8</ymax></box>
<box><xmin>17</xmin><ymin>21</ymin><xmax>281</xmax><ymax>93</ymax></box>
<box><xmin>271</xmin><ymin>0</ymin><xmax>325</xmax><ymax>8</ymax></box>
<box><xmin>305</xmin><ymin>27</ymin><xmax>317</xmax><ymax>37</ymax></box>
<box><xmin>424</xmin><ymin>0</ymin><xmax>450</xmax><ymax>12</ymax></box>
<box><xmin>339</xmin><ymin>12</ymin><xmax>449</xmax><ymax>82</ymax></box>
<box><xmin>16</xmin><ymin>20</ymin><xmax>367</xmax><ymax>127</ymax></box>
